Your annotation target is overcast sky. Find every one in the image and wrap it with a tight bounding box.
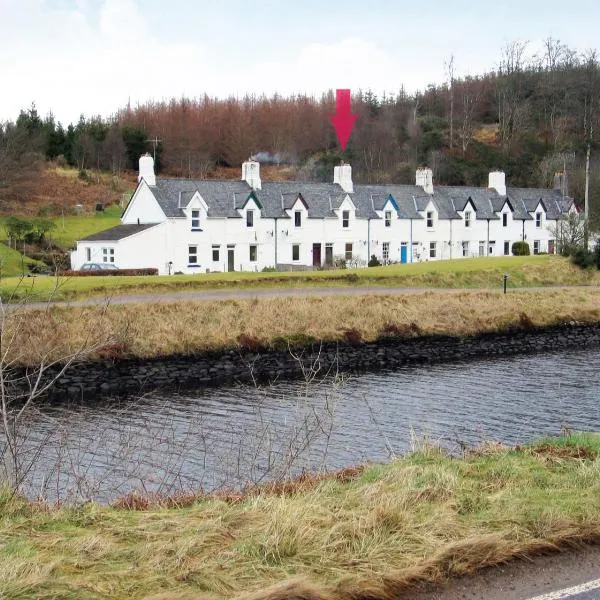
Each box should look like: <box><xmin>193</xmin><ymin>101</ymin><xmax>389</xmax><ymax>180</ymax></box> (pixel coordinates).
<box><xmin>2</xmin><ymin>0</ymin><xmax>600</xmax><ymax>125</ymax></box>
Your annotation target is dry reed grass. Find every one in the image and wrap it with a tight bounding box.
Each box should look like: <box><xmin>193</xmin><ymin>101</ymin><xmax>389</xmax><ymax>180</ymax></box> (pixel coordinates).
<box><xmin>1</xmin><ymin>434</ymin><xmax>599</xmax><ymax>599</ymax></box>
<box><xmin>6</xmin><ymin>288</ymin><xmax>600</xmax><ymax>365</ymax></box>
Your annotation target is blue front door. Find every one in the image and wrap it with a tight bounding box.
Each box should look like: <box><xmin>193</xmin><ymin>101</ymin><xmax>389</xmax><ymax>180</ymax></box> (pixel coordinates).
<box><xmin>400</xmin><ymin>245</ymin><xmax>408</xmax><ymax>263</ymax></box>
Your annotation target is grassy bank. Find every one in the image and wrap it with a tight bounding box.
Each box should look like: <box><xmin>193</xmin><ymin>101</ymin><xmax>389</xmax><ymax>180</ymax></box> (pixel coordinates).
<box><xmin>6</xmin><ymin>288</ymin><xmax>600</xmax><ymax>364</ymax></box>
<box><xmin>2</xmin><ymin>255</ymin><xmax>600</xmax><ymax>302</ymax></box>
<box><xmin>1</xmin><ymin>433</ymin><xmax>599</xmax><ymax>599</ymax></box>
<box><xmin>0</xmin><ymin>244</ymin><xmax>43</xmax><ymax>277</ymax></box>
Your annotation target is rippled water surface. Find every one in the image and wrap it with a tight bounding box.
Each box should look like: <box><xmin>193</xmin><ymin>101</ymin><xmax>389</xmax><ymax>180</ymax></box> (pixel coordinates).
<box><xmin>12</xmin><ymin>349</ymin><xmax>600</xmax><ymax>501</ymax></box>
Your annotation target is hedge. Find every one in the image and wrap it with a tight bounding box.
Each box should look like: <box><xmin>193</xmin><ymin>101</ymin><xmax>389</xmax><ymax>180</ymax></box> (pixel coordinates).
<box><xmin>60</xmin><ymin>268</ymin><xmax>159</xmax><ymax>277</ymax></box>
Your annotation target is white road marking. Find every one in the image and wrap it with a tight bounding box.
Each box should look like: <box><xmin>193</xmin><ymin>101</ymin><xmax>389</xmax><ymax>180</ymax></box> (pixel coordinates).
<box><xmin>525</xmin><ymin>577</ymin><xmax>600</xmax><ymax>600</ymax></box>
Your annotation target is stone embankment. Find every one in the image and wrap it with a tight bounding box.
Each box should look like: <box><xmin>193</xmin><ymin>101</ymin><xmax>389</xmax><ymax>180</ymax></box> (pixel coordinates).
<box><xmin>37</xmin><ymin>322</ymin><xmax>600</xmax><ymax>400</ymax></box>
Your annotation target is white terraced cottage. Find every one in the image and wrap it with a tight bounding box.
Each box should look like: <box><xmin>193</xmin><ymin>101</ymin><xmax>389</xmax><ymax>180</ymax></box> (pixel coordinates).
<box><xmin>70</xmin><ymin>155</ymin><xmax>576</xmax><ymax>275</ymax></box>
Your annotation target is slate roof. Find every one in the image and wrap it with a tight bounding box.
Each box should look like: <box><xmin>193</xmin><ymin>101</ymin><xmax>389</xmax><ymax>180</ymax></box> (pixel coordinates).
<box><xmin>144</xmin><ymin>178</ymin><xmax>571</xmax><ymax>223</ymax></box>
<box><xmin>508</xmin><ymin>187</ymin><xmax>573</xmax><ymax>220</ymax></box>
<box><xmin>437</xmin><ymin>186</ymin><xmax>501</xmax><ymax>220</ymax></box>
<box><xmin>80</xmin><ymin>223</ymin><xmax>159</xmax><ymax>242</ymax></box>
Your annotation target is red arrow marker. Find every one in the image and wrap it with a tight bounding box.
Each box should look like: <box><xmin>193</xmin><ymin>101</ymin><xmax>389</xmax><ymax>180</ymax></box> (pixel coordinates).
<box><xmin>330</xmin><ymin>89</ymin><xmax>357</xmax><ymax>150</ymax></box>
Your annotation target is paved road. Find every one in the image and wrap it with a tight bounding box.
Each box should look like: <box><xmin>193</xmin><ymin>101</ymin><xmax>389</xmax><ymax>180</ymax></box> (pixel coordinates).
<box><xmin>20</xmin><ymin>284</ymin><xmax>600</xmax><ymax>309</ymax></box>
<box><xmin>406</xmin><ymin>545</ymin><xmax>600</xmax><ymax>600</ymax></box>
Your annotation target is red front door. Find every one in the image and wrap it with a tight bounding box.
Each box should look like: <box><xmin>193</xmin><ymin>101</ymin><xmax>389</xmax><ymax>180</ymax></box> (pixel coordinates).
<box><xmin>312</xmin><ymin>243</ymin><xmax>322</xmax><ymax>267</ymax></box>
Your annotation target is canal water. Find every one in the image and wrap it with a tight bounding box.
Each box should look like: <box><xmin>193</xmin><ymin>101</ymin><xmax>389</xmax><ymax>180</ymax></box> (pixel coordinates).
<box><xmin>9</xmin><ymin>348</ymin><xmax>600</xmax><ymax>502</ymax></box>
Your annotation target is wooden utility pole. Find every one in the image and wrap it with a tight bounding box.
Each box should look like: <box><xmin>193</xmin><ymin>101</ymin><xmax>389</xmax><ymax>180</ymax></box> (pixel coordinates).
<box><xmin>146</xmin><ymin>136</ymin><xmax>162</xmax><ymax>162</ymax></box>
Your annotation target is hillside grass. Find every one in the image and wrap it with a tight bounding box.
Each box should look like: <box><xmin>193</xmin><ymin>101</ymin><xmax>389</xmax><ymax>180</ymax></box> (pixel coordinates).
<box><xmin>7</xmin><ymin>287</ymin><xmax>600</xmax><ymax>364</ymax></box>
<box><xmin>1</xmin><ymin>433</ymin><xmax>599</xmax><ymax>600</ymax></box>
<box><xmin>47</xmin><ymin>205</ymin><xmax>122</xmax><ymax>249</ymax></box>
<box><xmin>0</xmin><ymin>244</ymin><xmax>43</xmax><ymax>278</ymax></box>
<box><xmin>0</xmin><ymin>207</ymin><xmax>122</xmax><ymax>256</ymax></box>
<box><xmin>2</xmin><ymin>255</ymin><xmax>600</xmax><ymax>303</ymax></box>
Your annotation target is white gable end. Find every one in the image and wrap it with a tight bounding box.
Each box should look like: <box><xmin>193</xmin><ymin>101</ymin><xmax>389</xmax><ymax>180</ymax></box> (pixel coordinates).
<box><xmin>337</xmin><ymin>195</ymin><xmax>356</xmax><ymax>212</ymax></box>
<box><xmin>122</xmin><ymin>181</ymin><xmax>166</xmax><ymax>225</ymax></box>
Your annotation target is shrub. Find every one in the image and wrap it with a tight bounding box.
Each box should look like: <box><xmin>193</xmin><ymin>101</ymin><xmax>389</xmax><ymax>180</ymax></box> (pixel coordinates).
<box><xmin>333</xmin><ymin>256</ymin><xmax>347</xmax><ymax>269</ymax></box>
<box><xmin>78</xmin><ymin>169</ymin><xmax>92</xmax><ymax>182</ymax></box>
<box><xmin>571</xmin><ymin>248</ymin><xmax>597</xmax><ymax>269</ymax></box>
<box><xmin>511</xmin><ymin>241</ymin><xmax>530</xmax><ymax>256</ymax></box>
<box><xmin>368</xmin><ymin>254</ymin><xmax>381</xmax><ymax>267</ymax></box>
<box><xmin>261</xmin><ymin>266</ymin><xmax>277</xmax><ymax>272</ymax></box>
<box><xmin>61</xmin><ymin>268</ymin><xmax>159</xmax><ymax>277</ymax></box>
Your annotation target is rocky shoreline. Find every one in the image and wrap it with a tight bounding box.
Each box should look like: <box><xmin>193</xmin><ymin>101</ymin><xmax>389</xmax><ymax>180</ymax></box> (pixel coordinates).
<box><xmin>31</xmin><ymin>321</ymin><xmax>600</xmax><ymax>400</ymax></box>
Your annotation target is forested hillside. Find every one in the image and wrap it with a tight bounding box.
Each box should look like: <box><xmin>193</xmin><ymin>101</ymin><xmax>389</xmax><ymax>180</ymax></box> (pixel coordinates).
<box><xmin>1</xmin><ymin>40</ymin><xmax>599</xmax><ymax>223</ymax></box>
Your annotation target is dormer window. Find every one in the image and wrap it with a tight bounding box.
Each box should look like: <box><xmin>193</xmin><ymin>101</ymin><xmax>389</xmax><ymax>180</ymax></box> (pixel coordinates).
<box><xmin>503</xmin><ymin>213</ymin><xmax>508</xmax><ymax>227</ymax></box>
<box><xmin>384</xmin><ymin>211</ymin><xmax>392</xmax><ymax>227</ymax></box>
<box><xmin>465</xmin><ymin>211</ymin><xmax>472</xmax><ymax>227</ymax></box>
<box><xmin>191</xmin><ymin>209</ymin><xmax>200</xmax><ymax>230</ymax></box>
<box><xmin>535</xmin><ymin>212</ymin><xmax>542</xmax><ymax>228</ymax></box>
<box><xmin>294</xmin><ymin>211</ymin><xmax>302</xmax><ymax>227</ymax></box>
<box><xmin>247</xmin><ymin>210</ymin><xmax>254</xmax><ymax>228</ymax></box>
<box><xmin>426</xmin><ymin>211</ymin><xmax>434</xmax><ymax>228</ymax></box>
<box><xmin>342</xmin><ymin>210</ymin><xmax>350</xmax><ymax>228</ymax></box>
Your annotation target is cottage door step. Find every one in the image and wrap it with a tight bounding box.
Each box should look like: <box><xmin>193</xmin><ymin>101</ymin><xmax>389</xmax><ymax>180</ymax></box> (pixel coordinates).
<box><xmin>312</xmin><ymin>243</ymin><xmax>322</xmax><ymax>267</ymax></box>
<box><xmin>227</xmin><ymin>248</ymin><xmax>235</xmax><ymax>272</ymax></box>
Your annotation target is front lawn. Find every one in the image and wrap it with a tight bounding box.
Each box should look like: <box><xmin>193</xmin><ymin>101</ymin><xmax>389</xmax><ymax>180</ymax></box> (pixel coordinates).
<box><xmin>0</xmin><ymin>255</ymin><xmax>598</xmax><ymax>303</ymax></box>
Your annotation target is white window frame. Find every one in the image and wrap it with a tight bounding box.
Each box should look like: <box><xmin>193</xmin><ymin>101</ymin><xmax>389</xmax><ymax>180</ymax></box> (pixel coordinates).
<box><xmin>502</xmin><ymin>213</ymin><xmax>508</xmax><ymax>227</ymax></box>
<box><xmin>533</xmin><ymin>240</ymin><xmax>540</xmax><ymax>254</ymax></box>
<box><xmin>429</xmin><ymin>242</ymin><xmax>436</xmax><ymax>258</ymax></box>
<box><xmin>535</xmin><ymin>212</ymin><xmax>542</xmax><ymax>228</ymax></box>
<box><xmin>384</xmin><ymin>211</ymin><xmax>392</xmax><ymax>227</ymax></box>
<box><xmin>246</xmin><ymin>210</ymin><xmax>254</xmax><ymax>228</ymax></box>
<box><xmin>426</xmin><ymin>211</ymin><xmax>434</xmax><ymax>229</ymax></box>
<box><xmin>382</xmin><ymin>242</ymin><xmax>390</xmax><ymax>263</ymax></box>
<box><xmin>465</xmin><ymin>211</ymin><xmax>471</xmax><ymax>227</ymax></box>
<box><xmin>478</xmin><ymin>241</ymin><xmax>485</xmax><ymax>257</ymax></box>
<box><xmin>345</xmin><ymin>243</ymin><xmax>353</xmax><ymax>261</ymax></box>
<box><xmin>102</xmin><ymin>247</ymin><xmax>115</xmax><ymax>263</ymax></box>
<box><xmin>191</xmin><ymin>209</ymin><xmax>201</xmax><ymax>230</ymax></box>
<box><xmin>294</xmin><ymin>211</ymin><xmax>302</xmax><ymax>227</ymax></box>
<box><xmin>342</xmin><ymin>210</ymin><xmax>350</xmax><ymax>228</ymax></box>
<box><xmin>188</xmin><ymin>245</ymin><xmax>198</xmax><ymax>265</ymax></box>
<box><xmin>462</xmin><ymin>241</ymin><xmax>469</xmax><ymax>257</ymax></box>
<box><xmin>249</xmin><ymin>244</ymin><xmax>257</xmax><ymax>262</ymax></box>
<box><xmin>212</xmin><ymin>245</ymin><xmax>220</xmax><ymax>262</ymax></box>
<box><xmin>504</xmin><ymin>241</ymin><xmax>510</xmax><ymax>255</ymax></box>
<box><xmin>85</xmin><ymin>247</ymin><xmax>91</xmax><ymax>262</ymax></box>
<box><xmin>292</xmin><ymin>244</ymin><xmax>300</xmax><ymax>261</ymax></box>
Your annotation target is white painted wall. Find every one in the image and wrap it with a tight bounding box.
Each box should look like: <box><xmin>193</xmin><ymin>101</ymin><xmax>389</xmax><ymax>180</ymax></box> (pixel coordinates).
<box><xmin>72</xmin><ymin>174</ymin><xmax>569</xmax><ymax>273</ymax></box>
<box><xmin>70</xmin><ymin>224</ymin><xmax>168</xmax><ymax>272</ymax></box>
<box><xmin>122</xmin><ymin>181</ymin><xmax>167</xmax><ymax>225</ymax></box>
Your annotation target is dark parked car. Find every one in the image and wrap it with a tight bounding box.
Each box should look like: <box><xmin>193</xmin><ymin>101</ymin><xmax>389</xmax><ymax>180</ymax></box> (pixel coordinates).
<box><xmin>79</xmin><ymin>263</ymin><xmax>119</xmax><ymax>271</ymax></box>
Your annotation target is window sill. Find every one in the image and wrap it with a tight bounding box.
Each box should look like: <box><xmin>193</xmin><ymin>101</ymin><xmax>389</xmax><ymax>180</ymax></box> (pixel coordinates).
<box><xmin>187</xmin><ymin>264</ymin><xmax>202</xmax><ymax>268</ymax></box>
<box><xmin>191</xmin><ymin>228</ymin><xmax>203</xmax><ymax>232</ymax></box>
